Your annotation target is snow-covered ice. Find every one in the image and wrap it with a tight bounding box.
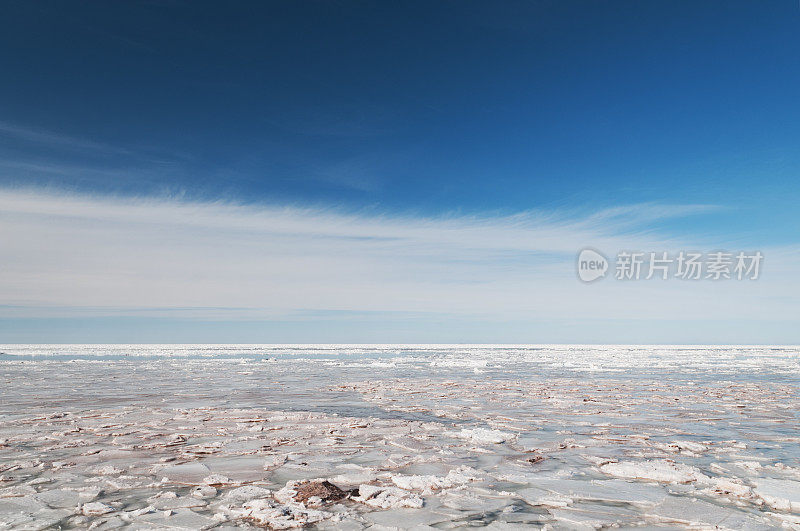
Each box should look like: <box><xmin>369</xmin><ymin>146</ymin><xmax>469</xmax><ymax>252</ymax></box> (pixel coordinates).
<box><xmin>0</xmin><ymin>343</ymin><xmax>798</xmax><ymax>528</ymax></box>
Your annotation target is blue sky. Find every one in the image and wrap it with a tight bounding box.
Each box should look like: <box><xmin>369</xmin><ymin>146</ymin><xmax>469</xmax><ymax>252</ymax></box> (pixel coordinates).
<box><xmin>1</xmin><ymin>1</ymin><xmax>799</xmax><ymax>343</ymax></box>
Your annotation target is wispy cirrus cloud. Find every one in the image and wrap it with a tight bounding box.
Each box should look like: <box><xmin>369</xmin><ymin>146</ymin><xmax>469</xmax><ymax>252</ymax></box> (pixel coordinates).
<box><xmin>0</xmin><ymin>121</ymin><xmax>132</xmax><ymax>156</ymax></box>
<box><xmin>1</xmin><ymin>186</ymin><xmax>797</xmax><ymax>343</ymax></box>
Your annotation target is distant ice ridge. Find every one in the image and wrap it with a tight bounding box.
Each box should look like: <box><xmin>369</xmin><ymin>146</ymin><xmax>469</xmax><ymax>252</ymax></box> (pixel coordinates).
<box><xmin>1</xmin><ymin>344</ymin><xmax>798</xmax><ymax>376</ymax></box>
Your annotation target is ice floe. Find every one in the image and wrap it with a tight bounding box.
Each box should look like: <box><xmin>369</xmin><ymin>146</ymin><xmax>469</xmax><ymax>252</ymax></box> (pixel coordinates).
<box><xmin>599</xmin><ymin>460</ymin><xmax>709</xmax><ymax>484</ymax></box>
<box><xmin>354</xmin><ymin>484</ymin><xmax>424</xmax><ymax>509</ymax></box>
<box><xmin>230</xmin><ymin>498</ymin><xmax>334</xmax><ymax>529</ymax></box>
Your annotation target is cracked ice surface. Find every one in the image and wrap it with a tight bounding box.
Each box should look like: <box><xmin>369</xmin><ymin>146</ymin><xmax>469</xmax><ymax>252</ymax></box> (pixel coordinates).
<box><xmin>0</xmin><ymin>344</ymin><xmax>799</xmax><ymax>529</ymax></box>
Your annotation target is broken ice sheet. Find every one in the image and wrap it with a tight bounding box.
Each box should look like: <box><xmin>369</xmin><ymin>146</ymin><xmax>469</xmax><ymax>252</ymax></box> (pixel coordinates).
<box><xmin>535</xmin><ymin>478</ymin><xmax>669</xmax><ymax>506</ymax></box>
<box><xmin>548</xmin><ymin>503</ymin><xmax>644</xmax><ymax>529</ymax></box>
<box><xmin>644</xmin><ymin>495</ymin><xmax>774</xmax><ymax>529</ymax></box>
<box><xmin>1</xmin><ymin>344</ymin><xmax>798</xmax><ymax>528</ymax></box>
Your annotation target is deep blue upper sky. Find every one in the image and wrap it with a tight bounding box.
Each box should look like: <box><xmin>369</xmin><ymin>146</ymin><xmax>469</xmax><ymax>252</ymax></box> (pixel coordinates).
<box><xmin>1</xmin><ymin>0</ymin><xmax>799</xmax><ymax>242</ymax></box>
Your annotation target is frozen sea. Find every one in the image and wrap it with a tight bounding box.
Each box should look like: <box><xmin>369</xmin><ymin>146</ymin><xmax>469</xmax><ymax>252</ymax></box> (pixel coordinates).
<box><xmin>1</xmin><ymin>345</ymin><xmax>799</xmax><ymax>529</ymax></box>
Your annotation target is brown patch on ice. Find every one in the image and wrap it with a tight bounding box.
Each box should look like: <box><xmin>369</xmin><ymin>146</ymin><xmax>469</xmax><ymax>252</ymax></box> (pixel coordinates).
<box><xmin>293</xmin><ymin>480</ymin><xmax>347</xmax><ymax>504</ymax></box>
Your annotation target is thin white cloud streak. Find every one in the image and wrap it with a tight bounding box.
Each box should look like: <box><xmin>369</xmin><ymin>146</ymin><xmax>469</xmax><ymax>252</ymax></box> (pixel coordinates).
<box><xmin>0</xmin><ymin>190</ymin><xmax>714</xmax><ymax>252</ymax></box>
<box><xmin>0</xmin><ymin>122</ymin><xmax>132</xmax><ymax>156</ymax></box>
<box><xmin>0</xmin><ymin>188</ymin><xmax>797</xmax><ymax>326</ymax></box>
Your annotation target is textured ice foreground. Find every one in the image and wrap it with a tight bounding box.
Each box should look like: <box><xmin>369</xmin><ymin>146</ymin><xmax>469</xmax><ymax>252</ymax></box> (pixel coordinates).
<box><xmin>1</xmin><ymin>344</ymin><xmax>799</xmax><ymax>529</ymax></box>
